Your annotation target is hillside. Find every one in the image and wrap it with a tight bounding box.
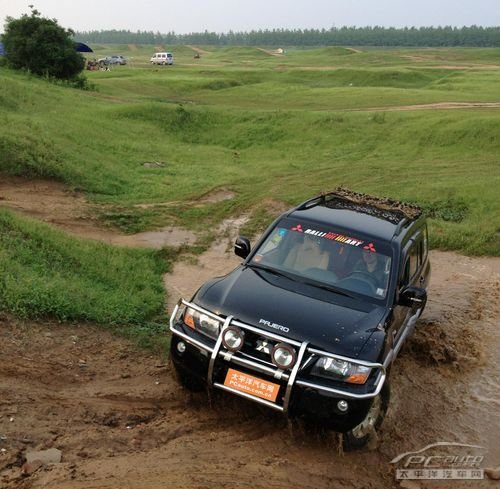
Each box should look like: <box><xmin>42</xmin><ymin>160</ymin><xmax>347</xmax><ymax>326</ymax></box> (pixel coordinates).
<box><xmin>0</xmin><ymin>45</ymin><xmax>499</xmax><ymax>489</ymax></box>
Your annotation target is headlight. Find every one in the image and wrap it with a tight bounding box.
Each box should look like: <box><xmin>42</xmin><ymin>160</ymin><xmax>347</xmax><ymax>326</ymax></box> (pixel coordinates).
<box><xmin>310</xmin><ymin>356</ymin><xmax>371</xmax><ymax>384</ymax></box>
<box><xmin>183</xmin><ymin>307</ymin><xmax>221</xmax><ymax>339</ymax></box>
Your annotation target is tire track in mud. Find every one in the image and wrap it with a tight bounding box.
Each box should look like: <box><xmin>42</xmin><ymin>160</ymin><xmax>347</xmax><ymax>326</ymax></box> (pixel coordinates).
<box><xmin>0</xmin><ymin>176</ymin><xmax>234</xmax><ymax>249</ymax></box>
<box><xmin>2</xmin><ymin>157</ymin><xmax>499</xmax><ymax>488</ymax></box>
<box><xmin>1</xmin><ymin>219</ymin><xmax>499</xmax><ymax>487</ymax></box>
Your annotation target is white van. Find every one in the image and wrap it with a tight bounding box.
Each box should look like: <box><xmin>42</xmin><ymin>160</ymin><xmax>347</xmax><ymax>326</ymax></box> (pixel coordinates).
<box><xmin>150</xmin><ymin>52</ymin><xmax>174</xmax><ymax>65</ymax></box>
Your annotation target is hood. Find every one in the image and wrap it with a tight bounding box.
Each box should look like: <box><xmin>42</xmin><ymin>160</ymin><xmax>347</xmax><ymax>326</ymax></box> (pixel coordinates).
<box><xmin>193</xmin><ymin>266</ymin><xmax>386</xmax><ymax>359</ymax></box>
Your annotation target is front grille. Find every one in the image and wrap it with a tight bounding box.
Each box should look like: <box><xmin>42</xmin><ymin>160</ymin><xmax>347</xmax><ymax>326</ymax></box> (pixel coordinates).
<box><xmin>240</xmin><ymin>330</ymin><xmax>277</xmax><ymax>365</ymax></box>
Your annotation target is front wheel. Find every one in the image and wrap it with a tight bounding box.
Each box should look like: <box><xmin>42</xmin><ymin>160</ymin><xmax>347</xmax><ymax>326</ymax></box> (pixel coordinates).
<box><xmin>343</xmin><ymin>381</ymin><xmax>390</xmax><ymax>451</ymax></box>
<box><xmin>170</xmin><ymin>359</ymin><xmax>205</xmax><ymax>392</ymax></box>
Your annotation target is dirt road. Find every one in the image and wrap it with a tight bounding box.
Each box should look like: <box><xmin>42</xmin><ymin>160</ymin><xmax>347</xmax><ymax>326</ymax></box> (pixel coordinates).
<box><xmin>1</xmin><ymin>180</ymin><xmax>499</xmax><ymax>488</ymax></box>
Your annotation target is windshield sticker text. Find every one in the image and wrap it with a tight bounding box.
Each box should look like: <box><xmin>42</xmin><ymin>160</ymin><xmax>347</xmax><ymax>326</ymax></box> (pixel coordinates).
<box><xmin>303</xmin><ymin>228</ymin><xmax>364</xmax><ymax>247</ymax></box>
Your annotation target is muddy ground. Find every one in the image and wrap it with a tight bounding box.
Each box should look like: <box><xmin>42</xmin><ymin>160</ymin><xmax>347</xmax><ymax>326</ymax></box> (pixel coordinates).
<box><xmin>1</xmin><ymin>179</ymin><xmax>499</xmax><ymax>488</ymax></box>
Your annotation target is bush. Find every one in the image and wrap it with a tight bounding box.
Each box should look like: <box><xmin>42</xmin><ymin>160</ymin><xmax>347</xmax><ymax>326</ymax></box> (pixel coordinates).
<box><xmin>2</xmin><ymin>7</ymin><xmax>85</xmax><ymax>80</ymax></box>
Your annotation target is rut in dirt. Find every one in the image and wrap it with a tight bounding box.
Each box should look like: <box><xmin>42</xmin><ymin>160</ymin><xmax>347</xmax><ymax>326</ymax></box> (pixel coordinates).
<box><xmin>1</xmin><ymin>177</ymin><xmax>499</xmax><ymax>488</ymax></box>
<box><xmin>1</xmin><ymin>249</ymin><xmax>499</xmax><ymax>489</ymax></box>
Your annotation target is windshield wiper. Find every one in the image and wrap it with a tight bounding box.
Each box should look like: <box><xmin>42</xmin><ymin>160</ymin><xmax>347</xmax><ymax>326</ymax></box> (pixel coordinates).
<box><xmin>249</xmin><ymin>263</ymin><xmax>356</xmax><ymax>299</ymax></box>
<box><xmin>247</xmin><ymin>263</ymin><xmax>296</xmax><ymax>280</ymax></box>
<box><xmin>302</xmin><ymin>280</ymin><xmax>356</xmax><ymax>299</ymax></box>
<box><xmin>279</xmin><ymin>272</ymin><xmax>356</xmax><ymax>298</ymax></box>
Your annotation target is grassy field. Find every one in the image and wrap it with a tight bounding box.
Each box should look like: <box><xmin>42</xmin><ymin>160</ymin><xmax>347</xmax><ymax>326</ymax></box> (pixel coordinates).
<box><xmin>0</xmin><ymin>207</ymin><xmax>170</xmax><ymax>346</ymax></box>
<box><xmin>0</xmin><ymin>45</ymin><xmax>499</xmax><ymax>327</ymax></box>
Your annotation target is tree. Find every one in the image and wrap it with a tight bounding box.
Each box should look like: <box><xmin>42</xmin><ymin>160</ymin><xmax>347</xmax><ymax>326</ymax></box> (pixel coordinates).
<box><xmin>2</xmin><ymin>7</ymin><xmax>84</xmax><ymax>80</ymax></box>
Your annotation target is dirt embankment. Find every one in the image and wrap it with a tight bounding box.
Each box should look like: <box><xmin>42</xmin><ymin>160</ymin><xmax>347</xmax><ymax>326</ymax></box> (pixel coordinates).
<box><xmin>1</xmin><ymin>177</ymin><xmax>499</xmax><ymax>488</ymax></box>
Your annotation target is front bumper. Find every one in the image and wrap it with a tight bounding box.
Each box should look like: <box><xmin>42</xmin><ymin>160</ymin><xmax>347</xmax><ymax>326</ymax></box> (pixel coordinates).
<box><xmin>170</xmin><ymin>299</ymin><xmax>386</xmax><ymax>431</ymax></box>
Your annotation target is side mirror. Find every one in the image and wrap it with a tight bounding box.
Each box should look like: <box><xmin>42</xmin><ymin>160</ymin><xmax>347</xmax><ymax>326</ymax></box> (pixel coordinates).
<box><xmin>399</xmin><ymin>287</ymin><xmax>427</xmax><ymax>308</ymax></box>
<box><xmin>234</xmin><ymin>236</ymin><xmax>251</xmax><ymax>259</ymax></box>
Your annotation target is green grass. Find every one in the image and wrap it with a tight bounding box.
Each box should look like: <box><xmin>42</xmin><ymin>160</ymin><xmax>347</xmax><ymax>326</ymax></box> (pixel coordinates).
<box><xmin>0</xmin><ymin>208</ymin><xmax>169</xmax><ymax>324</ymax></box>
<box><xmin>0</xmin><ymin>45</ymin><xmax>499</xmax><ymax>332</ymax></box>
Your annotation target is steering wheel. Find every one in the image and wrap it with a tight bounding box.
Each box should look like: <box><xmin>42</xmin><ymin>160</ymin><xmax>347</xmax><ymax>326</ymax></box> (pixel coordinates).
<box><xmin>337</xmin><ymin>271</ymin><xmax>379</xmax><ymax>295</ymax></box>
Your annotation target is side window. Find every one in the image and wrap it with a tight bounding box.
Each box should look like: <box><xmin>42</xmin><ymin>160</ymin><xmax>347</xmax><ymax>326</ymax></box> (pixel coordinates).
<box><xmin>409</xmin><ymin>243</ymin><xmax>418</xmax><ymax>278</ymax></box>
<box><xmin>401</xmin><ymin>231</ymin><xmax>424</xmax><ymax>285</ymax></box>
<box><xmin>402</xmin><ymin>259</ymin><xmax>409</xmax><ymax>285</ymax></box>
<box><xmin>422</xmin><ymin>226</ymin><xmax>428</xmax><ymax>261</ymax></box>
<box><xmin>414</xmin><ymin>227</ymin><xmax>429</xmax><ymax>271</ymax></box>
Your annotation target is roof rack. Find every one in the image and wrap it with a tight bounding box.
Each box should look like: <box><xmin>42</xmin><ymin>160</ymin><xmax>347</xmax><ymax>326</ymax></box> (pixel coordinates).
<box><xmin>296</xmin><ymin>187</ymin><xmax>422</xmax><ymax>225</ymax></box>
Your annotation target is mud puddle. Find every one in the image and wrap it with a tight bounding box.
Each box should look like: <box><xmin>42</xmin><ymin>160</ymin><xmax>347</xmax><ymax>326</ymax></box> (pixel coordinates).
<box><xmin>110</xmin><ymin>227</ymin><xmax>197</xmax><ymax>249</ymax></box>
<box><xmin>164</xmin><ymin>216</ymin><xmax>247</xmax><ymax>312</ymax></box>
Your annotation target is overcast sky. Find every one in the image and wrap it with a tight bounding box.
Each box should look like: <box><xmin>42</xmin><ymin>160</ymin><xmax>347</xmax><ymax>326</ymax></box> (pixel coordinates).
<box><xmin>1</xmin><ymin>0</ymin><xmax>498</xmax><ymax>34</ymax></box>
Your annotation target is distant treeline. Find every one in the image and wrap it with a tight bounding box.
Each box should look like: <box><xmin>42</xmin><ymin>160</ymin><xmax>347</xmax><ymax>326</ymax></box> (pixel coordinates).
<box><xmin>74</xmin><ymin>26</ymin><xmax>500</xmax><ymax>47</ymax></box>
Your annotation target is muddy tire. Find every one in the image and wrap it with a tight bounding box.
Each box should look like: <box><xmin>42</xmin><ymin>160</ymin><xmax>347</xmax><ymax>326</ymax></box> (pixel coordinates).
<box><xmin>171</xmin><ymin>360</ymin><xmax>205</xmax><ymax>392</ymax></box>
<box><xmin>342</xmin><ymin>382</ymin><xmax>390</xmax><ymax>451</ymax></box>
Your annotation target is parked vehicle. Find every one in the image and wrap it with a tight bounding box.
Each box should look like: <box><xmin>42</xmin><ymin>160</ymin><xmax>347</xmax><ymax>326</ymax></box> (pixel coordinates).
<box><xmin>170</xmin><ymin>189</ymin><xmax>431</xmax><ymax>449</ymax></box>
<box><xmin>150</xmin><ymin>52</ymin><xmax>174</xmax><ymax>65</ymax></box>
<box><xmin>98</xmin><ymin>55</ymin><xmax>127</xmax><ymax>66</ymax></box>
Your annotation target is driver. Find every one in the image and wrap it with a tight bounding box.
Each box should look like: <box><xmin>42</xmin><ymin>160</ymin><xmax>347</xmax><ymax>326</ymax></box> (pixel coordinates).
<box><xmin>354</xmin><ymin>250</ymin><xmax>386</xmax><ymax>288</ymax></box>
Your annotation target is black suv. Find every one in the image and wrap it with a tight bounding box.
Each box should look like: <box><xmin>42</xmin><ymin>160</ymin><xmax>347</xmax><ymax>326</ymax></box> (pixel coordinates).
<box><xmin>170</xmin><ymin>189</ymin><xmax>430</xmax><ymax>448</ymax></box>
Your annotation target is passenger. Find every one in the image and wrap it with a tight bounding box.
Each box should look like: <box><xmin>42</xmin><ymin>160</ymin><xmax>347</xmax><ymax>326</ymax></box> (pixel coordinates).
<box><xmin>284</xmin><ymin>234</ymin><xmax>330</xmax><ymax>272</ymax></box>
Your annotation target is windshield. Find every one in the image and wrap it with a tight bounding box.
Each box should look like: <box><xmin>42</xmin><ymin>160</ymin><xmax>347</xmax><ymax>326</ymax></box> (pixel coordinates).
<box><xmin>250</xmin><ymin>219</ymin><xmax>392</xmax><ymax>300</ymax></box>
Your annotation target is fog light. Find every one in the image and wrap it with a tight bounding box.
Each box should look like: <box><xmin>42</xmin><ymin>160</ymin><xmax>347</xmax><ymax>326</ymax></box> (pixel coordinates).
<box><xmin>176</xmin><ymin>341</ymin><xmax>186</xmax><ymax>354</ymax></box>
<box><xmin>337</xmin><ymin>400</ymin><xmax>349</xmax><ymax>412</ymax></box>
<box><xmin>272</xmin><ymin>343</ymin><xmax>297</xmax><ymax>370</ymax></box>
<box><xmin>222</xmin><ymin>327</ymin><xmax>244</xmax><ymax>352</ymax></box>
